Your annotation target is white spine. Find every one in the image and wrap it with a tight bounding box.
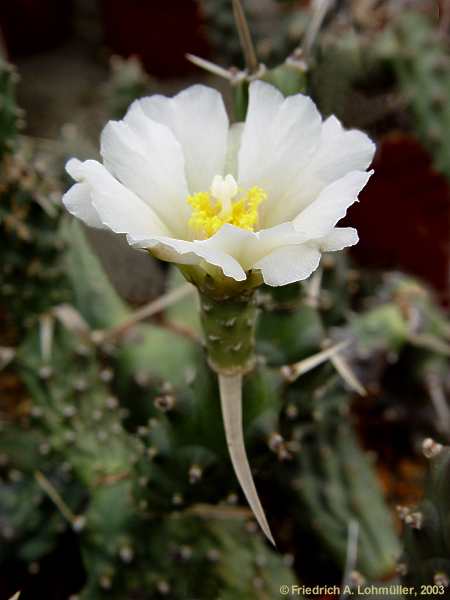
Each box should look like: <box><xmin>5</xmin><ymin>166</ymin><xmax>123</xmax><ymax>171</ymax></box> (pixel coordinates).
<box><xmin>218</xmin><ymin>373</ymin><xmax>275</xmax><ymax>546</ymax></box>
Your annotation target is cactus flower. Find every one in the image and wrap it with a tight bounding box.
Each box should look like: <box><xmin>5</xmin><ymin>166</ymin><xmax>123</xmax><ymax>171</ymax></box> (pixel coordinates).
<box><xmin>63</xmin><ymin>81</ymin><xmax>374</xmax><ymax>288</ymax></box>
<box><xmin>63</xmin><ymin>81</ymin><xmax>375</xmax><ymax>545</ymax></box>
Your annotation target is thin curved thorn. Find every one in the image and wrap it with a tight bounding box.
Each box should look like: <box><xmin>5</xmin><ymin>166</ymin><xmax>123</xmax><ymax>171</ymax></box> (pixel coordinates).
<box><xmin>186</xmin><ymin>54</ymin><xmax>234</xmax><ymax>80</ymax></box>
<box><xmin>35</xmin><ymin>470</ymin><xmax>77</xmax><ymax>526</ymax></box>
<box><xmin>219</xmin><ymin>373</ymin><xmax>275</xmax><ymax>545</ymax></box>
<box><xmin>281</xmin><ymin>340</ymin><xmax>349</xmax><ymax>383</ymax></box>
<box><xmin>0</xmin><ymin>347</ymin><xmax>15</xmax><ymax>371</ymax></box>
<box><xmin>39</xmin><ymin>314</ymin><xmax>54</xmax><ymax>362</ymax></box>
<box><xmin>232</xmin><ymin>0</ymin><xmax>259</xmax><ymax>74</ymax></box>
<box><xmin>302</xmin><ymin>0</ymin><xmax>334</xmax><ymax>58</ymax></box>
<box><xmin>331</xmin><ymin>353</ymin><xmax>367</xmax><ymax>396</ymax></box>
<box><xmin>95</xmin><ymin>283</ymin><xmax>194</xmax><ymax>343</ymax></box>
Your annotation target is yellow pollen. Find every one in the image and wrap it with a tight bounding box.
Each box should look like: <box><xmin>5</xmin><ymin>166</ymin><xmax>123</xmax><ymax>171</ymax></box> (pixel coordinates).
<box><xmin>187</xmin><ymin>185</ymin><xmax>266</xmax><ymax>239</ymax></box>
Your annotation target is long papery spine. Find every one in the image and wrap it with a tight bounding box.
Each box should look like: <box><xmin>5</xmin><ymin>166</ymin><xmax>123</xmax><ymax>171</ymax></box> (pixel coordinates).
<box><xmin>218</xmin><ymin>372</ymin><xmax>275</xmax><ymax>545</ymax></box>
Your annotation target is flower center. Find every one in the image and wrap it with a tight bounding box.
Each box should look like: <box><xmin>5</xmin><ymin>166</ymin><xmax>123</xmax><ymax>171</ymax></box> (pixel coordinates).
<box><xmin>187</xmin><ymin>174</ymin><xmax>266</xmax><ymax>239</ymax></box>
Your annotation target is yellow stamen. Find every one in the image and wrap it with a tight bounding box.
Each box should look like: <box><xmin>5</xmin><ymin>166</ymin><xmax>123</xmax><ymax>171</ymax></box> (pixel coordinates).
<box><xmin>187</xmin><ymin>185</ymin><xmax>266</xmax><ymax>239</ymax></box>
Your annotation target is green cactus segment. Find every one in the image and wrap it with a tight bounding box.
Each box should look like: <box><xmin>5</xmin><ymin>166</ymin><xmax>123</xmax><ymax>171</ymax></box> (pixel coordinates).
<box><xmin>402</xmin><ymin>445</ymin><xmax>450</xmax><ymax>591</ymax></box>
<box><xmin>262</xmin><ymin>62</ymin><xmax>308</xmax><ymax>97</ymax></box>
<box><xmin>280</xmin><ymin>378</ymin><xmax>402</xmax><ymax>582</ymax></box>
<box><xmin>0</xmin><ymin>153</ymin><xmax>69</xmax><ymax>335</ymax></box>
<box><xmin>351</xmin><ymin>304</ymin><xmax>409</xmax><ymax>354</ymax></box>
<box><xmin>199</xmin><ymin>292</ymin><xmax>258</xmax><ymax>374</ymax></box>
<box><xmin>348</xmin><ymin>273</ymin><xmax>450</xmax><ymax>361</ymax></box>
<box><xmin>256</xmin><ymin>283</ymin><xmax>324</xmax><ymax>366</ymax></box>
<box><xmin>63</xmin><ymin>221</ymin><xmax>199</xmax><ymax>387</ymax></box>
<box><xmin>0</xmin><ymin>428</ymin><xmax>73</xmax><ymax>564</ymax></box>
<box><xmin>79</xmin><ymin>513</ymin><xmax>299</xmax><ymax>600</ymax></box>
<box><xmin>18</xmin><ymin>324</ymin><xmax>141</xmax><ymax>488</ymax></box>
<box><xmin>166</xmin><ymin>266</ymin><xmax>201</xmax><ymax>336</ymax></box>
<box><xmin>257</xmin><ymin>302</ymin><xmax>323</xmax><ymax>366</ymax></box>
<box><xmin>294</xmin><ymin>420</ymin><xmax>401</xmax><ymax>579</ymax></box>
<box><xmin>0</xmin><ymin>59</ymin><xmax>69</xmax><ymax>335</ymax></box>
<box><xmin>62</xmin><ymin>220</ymin><xmax>129</xmax><ymax>329</ymax></box>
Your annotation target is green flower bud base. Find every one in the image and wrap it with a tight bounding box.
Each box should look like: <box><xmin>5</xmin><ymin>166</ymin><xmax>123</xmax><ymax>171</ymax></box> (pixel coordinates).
<box><xmin>199</xmin><ymin>292</ymin><xmax>257</xmax><ymax>375</ymax></box>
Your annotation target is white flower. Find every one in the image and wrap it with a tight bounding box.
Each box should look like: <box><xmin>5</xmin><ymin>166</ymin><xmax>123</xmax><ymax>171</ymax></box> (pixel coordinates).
<box><xmin>63</xmin><ymin>81</ymin><xmax>375</xmax><ymax>287</ymax></box>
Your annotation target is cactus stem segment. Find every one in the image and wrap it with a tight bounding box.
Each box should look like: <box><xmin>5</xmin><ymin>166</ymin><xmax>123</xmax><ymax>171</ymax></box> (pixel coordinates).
<box><xmin>218</xmin><ymin>373</ymin><xmax>275</xmax><ymax>546</ymax></box>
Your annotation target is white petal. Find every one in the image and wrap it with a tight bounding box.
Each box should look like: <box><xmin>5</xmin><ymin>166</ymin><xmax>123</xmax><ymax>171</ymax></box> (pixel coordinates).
<box><xmin>262</xmin><ymin>115</ymin><xmax>376</xmax><ymax>226</ymax></box>
<box><xmin>293</xmin><ymin>170</ymin><xmax>373</xmax><ymax>239</ymax></box>
<box><xmin>128</xmin><ymin>226</ymin><xmax>247</xmax><ymax>282</ymax></box>
<box><xmin>254</xmin><ymin>244</ymin><xmax>321</xmax><ymax>287</ymax></box>
<box><xmin>187</xmin><ymin>222</ymin><xmax>310</xmax><ymax>275</ymax></box>
<box><xmin>65</xmin><ymin>159</ymin><xmax>170</xmax><ymax>238</ymax></box>
<box><xmin>238</xmin><ymin>81</ymin><xmax>322</xmax><ymax>226</ymax></box>
<box><xmin>62</xmin><ymin>176</ymin><xmax>105</xmax><ymax>229</ymax></box>
<box><xmin>225</xmin><ymin>122</ymin><xmax>244</xmax><ymax>178</ymax></box>
<box><xmin>317</xmin><ymin>227</ymin><xmax>359</xmax><ymax>251</ymax></box>
<box><xmin>311</xmin><ymin>116</ymin><xmax>376</xmax><ymax>183</ymax></box>
<box><xmin>126</xmin><ymin>85</ymin><xmax>229</xmax><ymax>193</ymax></box>
<box><xmin>100</xmin><ymin>117</ymin><xmax>190</xmax><ymax>237</ymax></box>
<box><xmin>238</xmin><ymin>222</ymin><xmax>304</xmax><ymax>270</ymax></box>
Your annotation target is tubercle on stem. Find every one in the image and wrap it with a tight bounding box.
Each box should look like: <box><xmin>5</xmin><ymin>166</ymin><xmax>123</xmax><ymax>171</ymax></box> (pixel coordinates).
<box><xmin>199</xmin><ymin>291</ymin><xmax>257</xmax><ymax>375</ymax></box>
